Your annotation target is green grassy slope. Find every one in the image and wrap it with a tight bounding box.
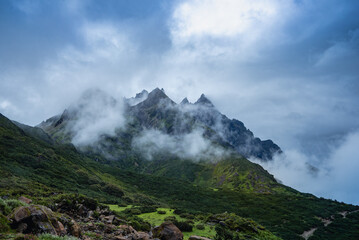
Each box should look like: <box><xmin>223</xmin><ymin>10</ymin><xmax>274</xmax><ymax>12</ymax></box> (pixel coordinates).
<box><xmin>1</xmin><ymin>113</ymin><xmax>359</xmax><ymax>239</ymax></box>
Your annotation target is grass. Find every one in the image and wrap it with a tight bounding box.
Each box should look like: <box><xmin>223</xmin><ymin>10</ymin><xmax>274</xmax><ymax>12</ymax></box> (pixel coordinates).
<box><xmin>38</xmin><ymin>234</ymin><xmax>78</xmax><ymax>240</ymax></box>
<box><xmin>182</xmin><ymin>225</ymin><xmax>216</xmax><ymax>240</ymax></box>
<box><xmin>109</xmin><ymin>206</ymin><xmax>215</xmax><ymax>240</ymax></box>
<box><xmin>2</xmin><ymin>113</ymin><xmax>359</xmax><ymax>240</ymax></box>
<box><xmin>138</xmin><ymin>208</ymin><xmax>186</xmax><ymax>226</ymax></box>
<box><xmin>108</xmin><ymin>204</ymin><xmax>134</xmax><ymax>212</ymax></box>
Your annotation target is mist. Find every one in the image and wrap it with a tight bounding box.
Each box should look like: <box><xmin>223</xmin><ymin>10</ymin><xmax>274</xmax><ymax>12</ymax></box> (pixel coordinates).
<box><xmin>252</xmin><ymin>130</ymin><xmax>359</xmax><ymax>204</ymax></box>
<box><xmin>66</xmin><ymin>89</ymin><xmax>126</xmax><ymax>146</ymax></box>
<box><xmin>132</xmin><ymin>128</ymin><xmax>228</xmax><ymax>161</ymax></box>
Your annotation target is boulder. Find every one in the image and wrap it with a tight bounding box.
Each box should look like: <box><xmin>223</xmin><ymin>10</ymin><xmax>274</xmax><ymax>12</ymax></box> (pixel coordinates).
<box><xmin>152</xmin><ymin>222</ymin><xmax>183</xmax><ymax>240</ymax></box>
<box><xmin>134</xmin><ymin>231</ymin><xmax>151</xmax><ymax>240</ymax></box>
<box><xmin>189</xmin><ymin>236</ymin><xmax>212</xmax><ymax>240</ymax></box>
<box><xmin>113</xmin><ymin>236</ymin><xmax>127</xmax><ymax>240</ymax></box>
<box><xmin>119</xmin><ymin>224</ymin><xmax>138</xmax><ymax>235</ymax></box>
<box><xmin>54</xmin><ymin>221</ymin><xmax>66</xmax><ymax>236</ymax></box>
<box><xmin>9</xmin><ymin>205</ymin><xmax>80</xmax><ymax>237</ymax></box>
<box><xmin>69</xmin><ymin>219</ymin><xmax>81</xmax><ymax>237</ymax></box>
<box><xmin>105</xmin><ymin>215</ymin><xmax>115</xmax><ymax>224</ymax></box>
<box><xmin>10</xmin><ymin>205</ymin><xmax>58</xmax><ymax>235</ymax></box>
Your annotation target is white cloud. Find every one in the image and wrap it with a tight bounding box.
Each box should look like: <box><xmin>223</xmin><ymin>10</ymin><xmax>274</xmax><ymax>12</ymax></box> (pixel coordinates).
<box><xmin>254</xmin><ymin>130</ymin><xmax>359</xmax><ymax>204</ymax></box>
<box><xmin>132</xmin><ymin>128</ymin><xmax>228</xmax><ymax>161</ymax></box>
<box><xmin>170</xmin><ymin>0</ymin><xmax>297</xmax><ymax>58</ymax></box>
<box><xmin>68</xmin><ymin>89</ymin><xmax>126</xmax><ymax>146</ymax></box>
<box><xmin>0</xmin><ymin>99</ymin><xmax>19</xmax><ymax>116</ymax></box>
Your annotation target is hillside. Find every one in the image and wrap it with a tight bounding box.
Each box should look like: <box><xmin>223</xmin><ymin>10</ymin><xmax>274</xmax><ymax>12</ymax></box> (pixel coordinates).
<box><xmin>36</xmin><ymin>88</ymin><xmax>285</xmax><ymax>193</ymax></box>
<box><xmin>1</xmin><ymin>111</ymin><xmax>359</xmax><ymax>239</ymax></box>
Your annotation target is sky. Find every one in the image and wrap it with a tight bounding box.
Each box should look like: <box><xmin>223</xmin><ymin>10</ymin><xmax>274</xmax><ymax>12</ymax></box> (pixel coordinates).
<box><xmin>0</xmin><ymin>0</ymin><xmax>359</xmax><ymax>204</ymax></box>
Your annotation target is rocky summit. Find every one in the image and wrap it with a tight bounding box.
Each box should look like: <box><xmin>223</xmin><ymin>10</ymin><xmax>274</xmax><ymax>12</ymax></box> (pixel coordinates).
<box><xmin>38</xmin><ymin>88</ymin><xmax>281</xmax><ymax>162</ymax></box>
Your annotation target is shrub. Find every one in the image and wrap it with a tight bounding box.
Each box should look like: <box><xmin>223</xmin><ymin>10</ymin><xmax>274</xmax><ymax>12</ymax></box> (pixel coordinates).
<box><xmin>132</xmin><ymin>195</ymin><xmax>156</xmax><ymax>206</ymax></box>
<box><xmin>138</xmin><ymin>206</ymin><xmax>157</xmax><ymax>213</ymax></box>
<box><xmin>124</xmin><ymin>208</ymin><xmax>141</xmax><ymax>215</ymax></box>
<box><xmin>102</xmin><ymin>184</ymin><xmax>124</xmax><ymax>197</ymax></box>
<box><xmin>0</xmin><ymin>199</ymin><xmax>11</xmax><ymax>215</ymax></box>
<box><xmin>196</xmin><ymin>223</ymin><xmax>205</xmax><ymax>230</ymax></box>
<box><xmin>164</xmin><ymin>216</ymin><xmax>177</xmax><ymax>222</ymax></box>
<box><xmin>15</xmin><ymin>234</ymin><xmax>39</xmax><ymax>240</ymax></box>
<box><xmin>157</xmin><ymin>210</ymin><xmax>166</xmax><ymax>215</ymax></box>
<box><xmin>173</xmin><ymin>209</ymin><xmax>183</xmax><ymax>215</ymax></box>
<box><xmin>174</xmin><ymin>220</ymin><xmax>193</xmax><ymax>232</ymax></box>
<box><xmin>128</xmin><ymin>216</ymin><xmax>151</xmax><ymax>232</ymax></box>
<box><xmin>180</xmin><ymin>213</ymin><xmax>195</xmax><ymax>219</ymax></box>
<box><xmin>38</xmin><ymin>233</ymin><xmax>78</xmax><ymax>240</ymax></box>
<box><xmin>0</xmin><ymin>213</ymin><xmax>10</xmax><ymax>233</ymax></box>
<box><xmin>214</xmin><ymin>225</ymin><xmax>238</xmax><ymax>240</ymax></box>
<box><xmin>5</xmin><ymin>199</ymin><xmax>27</xmax><ymax>210</ymax></box>
<box><xmin>93</xmin><ymin>211</ymin><xmax>100</xmax><ymax>218</ymax></box>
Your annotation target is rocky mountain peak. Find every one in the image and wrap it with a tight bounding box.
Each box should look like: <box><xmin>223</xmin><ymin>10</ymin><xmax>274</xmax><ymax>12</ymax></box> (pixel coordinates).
<box><xmin>180</xmin><ymin>97</ymin><xmax>190</xmax><ymax>105</ymax></box>
<box><xmin>146</xmin><ymin>88</ymin><xmax>169</xmax><ymax>103</ymax></box>
<box><xmin>135</xmin><ymin>90</ymin><xmax>149</xmax><ymax>99</ymax></box>
<box><xmin>127</xmin><ymin>90</ymin><xmax>149</xmax><ymax>106</ymax></box>
<box><xmin>195</xmin><ymin>94</ymin><xmax>214</xmax><ymax>107</ymax></box>
<box><xmin>138</xmin><ymin>88</ymin><xmax>173</xmax><ymax>107</ymax></box>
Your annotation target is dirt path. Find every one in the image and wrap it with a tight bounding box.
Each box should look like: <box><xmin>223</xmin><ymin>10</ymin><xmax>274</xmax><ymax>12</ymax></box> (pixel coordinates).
<box><xmin>300</xmin><ymin>228</ymin><xmax>317</xmax><ymax>240</ymax></box>
<box><xmin>300</xmin><ymin>209</ymin><xmax>359</xmax><ymax>239</ymax></box>
<box><xmin>339</xmin><ymin>209</ymin><xmax>359</xmax><ymax>218</ymax></box>
<box><xmin>320</xmin><ymin>217</ymin><xmax>333</xmax><ymax>227</ymax></box>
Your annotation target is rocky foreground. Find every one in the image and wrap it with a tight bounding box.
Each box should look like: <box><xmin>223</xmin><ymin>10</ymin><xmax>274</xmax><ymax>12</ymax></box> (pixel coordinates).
<box><xmin>2</xmin><ymin>195</ymin><xmax>212</xmax><ymax>240</ymax></box>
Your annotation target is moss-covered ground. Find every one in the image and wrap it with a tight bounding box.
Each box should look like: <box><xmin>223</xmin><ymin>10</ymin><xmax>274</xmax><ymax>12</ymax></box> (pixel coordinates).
<box><xmin>109</xmin><ymin>205</ymin><xmax>216</xmax><ymax>240</ymax></box>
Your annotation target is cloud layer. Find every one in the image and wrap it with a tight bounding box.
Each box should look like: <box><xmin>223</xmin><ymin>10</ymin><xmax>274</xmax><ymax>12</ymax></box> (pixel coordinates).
<box><xmin>132</xmin><ymin>128</ymin><xmax>227</xmax><ymax>161</ymax></box>
<box><xmin>66</xmin><ymin>89</ymin><xmax>126</xmax><ymax>146</ymax></box>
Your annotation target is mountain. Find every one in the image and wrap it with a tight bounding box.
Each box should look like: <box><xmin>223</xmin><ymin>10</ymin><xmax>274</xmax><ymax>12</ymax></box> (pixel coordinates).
<box><xmin>35</xmin><ymin>88</ymin><xmax>284</xmax><ymax>192</ymax></box>
<box><xmin>39</xmin><ymin>88</ymin><xmax>280</xmax><ymax>161</ymax></box>
<box><xmin>12</xmin><ymin>120</ymin><xmax>54</xmax><ymax>144</ymax></box>
<box><xmin>1</xmin><ymin>111</ymin><xmax>359</xmax><ymax>239</ymax></box>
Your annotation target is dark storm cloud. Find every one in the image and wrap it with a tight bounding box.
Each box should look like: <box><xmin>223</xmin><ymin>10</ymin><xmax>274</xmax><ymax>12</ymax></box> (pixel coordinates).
<box><xmin>0</xmin><ymin>0</ymin><xmax>358</xmax><ymax>203</ymax></box>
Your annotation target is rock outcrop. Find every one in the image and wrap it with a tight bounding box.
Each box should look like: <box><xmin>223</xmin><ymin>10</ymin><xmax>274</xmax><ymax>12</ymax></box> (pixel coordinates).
<box><xmin>9</xmin><ymin>205</ymin><xmax>76</xmax><ymax>236</ymax></box>
<box><xmin>152</xmin><ymin>222</ymin><xmax>183</xmax><ymax>240</ymax></box>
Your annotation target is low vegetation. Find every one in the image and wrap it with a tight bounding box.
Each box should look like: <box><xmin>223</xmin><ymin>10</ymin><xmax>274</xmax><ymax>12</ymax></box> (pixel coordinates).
<box><xmin>1</xmin><ymin>113</ymin><xmax>359</xmax><ymax>239</ymax></box>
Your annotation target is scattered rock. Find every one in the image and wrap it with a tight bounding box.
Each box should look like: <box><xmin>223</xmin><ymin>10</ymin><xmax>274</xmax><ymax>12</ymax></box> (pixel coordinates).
<box><xmin>54</xmin><ymin>221</ymin><xmax>66</xmax><ymax>236</ymax></box>
<box><xmin>105</xmin><ymin>215</ymin><xmax>115</xmax><ymax>224</ymax></box>
<box><xmin>114</xmin><ymin>236</ymin><xmax>127</xmax><ymax>240</ymax></box>
<box><xmin>87</xmin><ymin>210</ymin><xmax>94</xmax><ymax>218</ymax></box>
<box><xmin>18</xmin><ymin>196</ymin><xmax>32</xmax><ymax>204</ymax></box>
<box><xmin>119</xmin><ymin>224</ymin><xmax>138</xmax><ymax>235</ymax></box>
<box><xmin>189</xmin><ymin>236</ymin><xmax>212</xmax><ymax>240</ymax></box>
<box><xmin>104</xmin><ymin>224</ymin><xmax>116</xmax><ymax>234</ymax></box>
<box><xmin>69</xmin><ymin>219</ymin><xmax>81</xmax><ymax>237</ymax></box>
<box><xmin>152</xmin><ymin>222</ymin><xmax>183</xmax><ymax>240</ymax></box>
<box><xmin>135</xmin><ymin>231</ymin><xmax>151</xmax><ymax>240</ymax></box>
